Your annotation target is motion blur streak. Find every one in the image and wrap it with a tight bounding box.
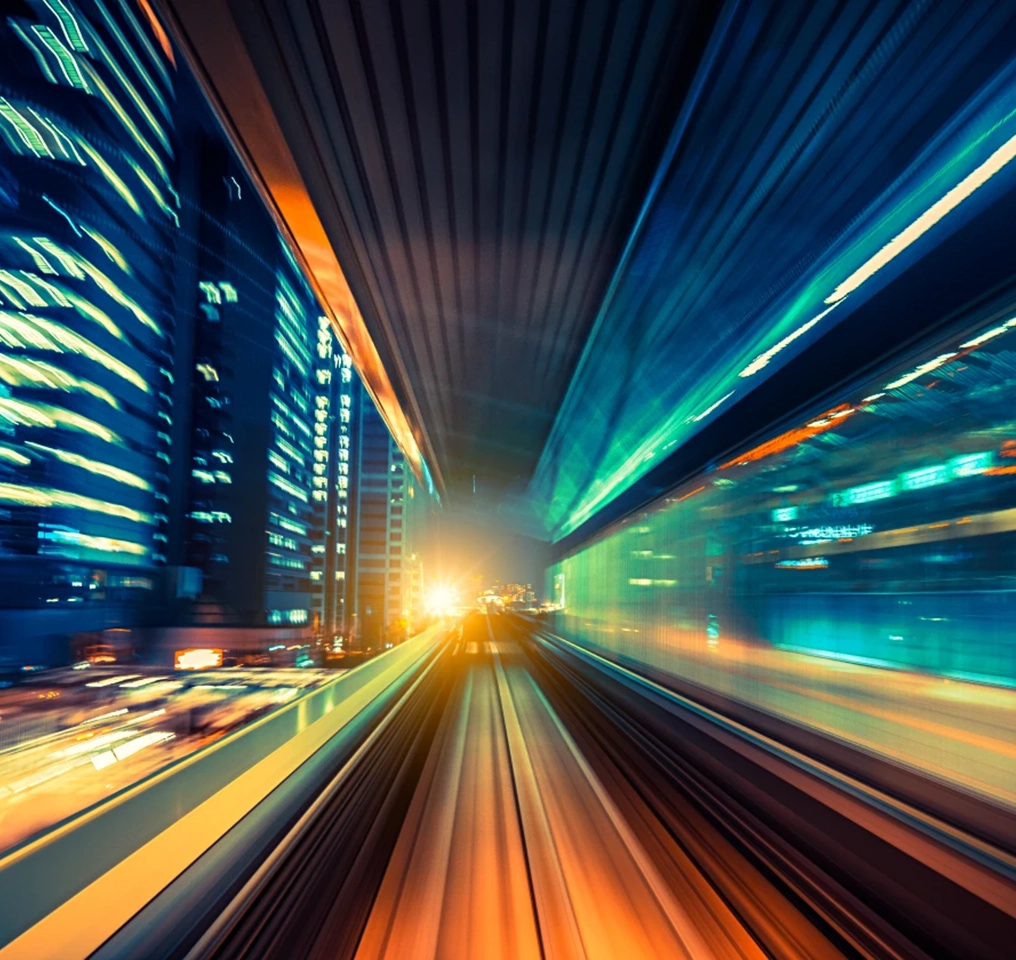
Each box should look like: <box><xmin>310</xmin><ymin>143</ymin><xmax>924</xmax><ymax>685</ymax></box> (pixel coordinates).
<box><xmin>355</xmin><ymin>639</ymin><xmax>541</xmax><ymax>960</ymax></box>
<box><xmin>551</xmin><ymin>298</ymin><xmax>1016</xmax><ymax>820</ymax></box>
<box><xmin>163</xmin><ymin>614</ymin><xmax>1016</xmax><ymax>960</ymax></box>
<box><xmin>358</xmin><ymin>623</ymin><xmax>713</xmax><ymax>960</ymax></box>
<box><xmin>6</xmin><ymin>2</ymin><xmax>1016</xmax><ymax>958</ymax></box>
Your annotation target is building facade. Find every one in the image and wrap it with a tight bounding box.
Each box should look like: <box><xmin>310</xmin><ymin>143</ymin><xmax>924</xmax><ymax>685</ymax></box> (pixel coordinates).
<box><xmin>166</xmin><ymin>99</ymin><xmax>326</xmax><ymax>639</ymax></box>
<box><xmin>165</xmin><ymin>77</ymin><xmax>362</xmax><ymax>650</ymax></box>
<box><xmin>0</xmin><ymin>0</ymin><xmax>178</xmax><ymax>662</ymax></box>
<box><xmin>349</xmin><ymin>381</ymin><xmax>426</xmax><ymax>649</ymax></box>
<box><xmin>308</xmin><ymin>322</ymin><xmax>354</xmax><ymax>643</ymax></box>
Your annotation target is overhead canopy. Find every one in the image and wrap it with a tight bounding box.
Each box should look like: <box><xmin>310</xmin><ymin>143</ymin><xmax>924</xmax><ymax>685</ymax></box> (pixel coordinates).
<box><xmin>160</xmin><ymin>0</ymin><xmax>718</xmax><ymax>503</ymax></box>
<box><xmin>160</xmin><ymin>0</ymin><xmax>1016</xmax><ymax>539</ymax></box>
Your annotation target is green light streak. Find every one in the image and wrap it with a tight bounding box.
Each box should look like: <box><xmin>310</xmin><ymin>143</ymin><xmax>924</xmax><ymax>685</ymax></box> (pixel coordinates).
<box><xmin>0</xmin><ymin>311</ymin><xmax>148</xmax><ymax>392</ymax></box>
<box><xmin>13</xmin><ymin>238</ymin><xmax>57</xmax><ymax>275</ymax></box>
<box><xmin>32</xmin><ymin>24</ymin><xmax>90</xmax><ymax>90</ymax></box>
<box><xmin>33</xmin><ymin>237</ymin><xmax>85</xmax><ymax>277</ymax></box>
<box><xmin>37</xmin><ymin>528</ymin><xmax>149</xmax><ymax>557</ymax></box>
<box><xmin>79</xmin><ymin>60</ymin><xmax>171</xmax><ymax>187</ymax></box>
<box><xmin>0</xmin><ymin>354</ymin><xmax>119</xmax><ymax>407</ymax></box>
<box><xmin>100</xmin><ymin>0</ymin><xmax>173</xmax><ymax>95</ymax></box>
<box><xmin>45</xmin><ymin>0</ymin><xmax>89</xmax><ymax>53</ymax></box>
<box><xmin>0</xmin><ymin>98</ymin><xmax>53</xmax><ymax>158</ymax></box>
<box><xmin>546</xmin><ymin>83</ymin><xmax>1016</xmax><ymax>540</ymax></box>
<box><xmin>73</xmin><ymin>136</ymin><xmax>142</xmax><ymax>216</ymax></box>
<box><xmin>0</xmin><ymin>482</ymin><xmax>153</xmax><ymax>524</ymax></box>
<box><xmin>0</xmin><ymin>396</ymin><xmax>121</xmax><ymax>443</ymax></box>
<box><xmin>30</xmin><ymin>109</ymin><xmax>86</xmax><ymax>164</ymax></box>
<box><xmin>81</xmin><ymin>20</ymin><xmax>171</xmax><ymax>153</ymax></box>
<box><xmin>0</xmin><ymin>446</ymin><xmax>31</xmax><ymax>466</ymax></box>
<box><xmin>80</xmin><ymin>227</ymin><xmax>130</xmax><ymax>273</ymax></box>
<box><xmin>9</xmin><ymin>21</ymin><xmax>59</xmax><ymax>84</ymax></box>
<box><xmin>26</xmin><ymin>442</ymin><xmax>149</xmax><ymax>489</ymax></box>
<box><xmin>75</xmin><ymin>255</ymin><xmax>162</xmax><ymax>336</ymax></box>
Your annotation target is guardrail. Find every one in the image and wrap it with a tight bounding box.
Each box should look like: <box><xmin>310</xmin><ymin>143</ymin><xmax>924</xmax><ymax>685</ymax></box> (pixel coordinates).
<box><xmin>0</xmin><ymin>625</ymin><xmax>446</xmax><ymax>958</ymax></box>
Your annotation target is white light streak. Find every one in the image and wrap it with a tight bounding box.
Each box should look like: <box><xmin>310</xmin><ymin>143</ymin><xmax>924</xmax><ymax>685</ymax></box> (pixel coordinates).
<box><xmin>76</xmin><ymin>708</ymin><xmax>128</xmax><ymax>726</ymax></box>
<box><xmin>739</xmin><ymin>303</ymin><xmax>841</xmax><ymax>378</ymax></box>
<box><xmin>960</xmin><ymin>316</ymin><xmax>1016</xmax><ymax>349</ymax></box>
<box><xmin>883</xmin><ymin>353</ymin><xmax>957</xmax><ymax>391</ymax></box>
<box><xmin>827</xmin><ymin>131</ymin><xmax>1016</xmax><ymax>305</ymax></box>
<box><xmin>689</xmin><ymin>390</ymin><xmax>735</xmax><ymax>423</ymax></box>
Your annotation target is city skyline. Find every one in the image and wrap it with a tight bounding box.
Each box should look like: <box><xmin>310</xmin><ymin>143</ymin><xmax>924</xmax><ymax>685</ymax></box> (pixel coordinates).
<box><xmin>0</xmin><ymin>1</ymin><xmax>431</xmax><ymax>667</ymax></box>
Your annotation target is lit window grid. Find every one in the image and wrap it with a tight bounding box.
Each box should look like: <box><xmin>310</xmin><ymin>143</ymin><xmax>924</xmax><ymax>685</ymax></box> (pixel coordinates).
<box><xmin>265</xmin><ymin>264</ymin><xmax>315</xmax><ymax>582</ymax></box>
<box><xmin>0</xmin><ymin>4</ymin><xmax>178</xmax><ymax>571</ymax></box>
<box><xmin>309</xmin><ymin>323</ymin><xmax>340</xmax><ymax>628</ymax></box>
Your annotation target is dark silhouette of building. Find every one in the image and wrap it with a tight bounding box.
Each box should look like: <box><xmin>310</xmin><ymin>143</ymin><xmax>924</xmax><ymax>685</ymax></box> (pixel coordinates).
<box><xmin>164</xmin><ymin>77</ymin><xmax>351</xmax><ymax>647</ymax></box>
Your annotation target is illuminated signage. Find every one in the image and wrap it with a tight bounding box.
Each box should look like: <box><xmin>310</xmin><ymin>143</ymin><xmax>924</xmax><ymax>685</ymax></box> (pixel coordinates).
<box><xmin>900</xmin><ymin>464</ymin><xmax>949</xmax><ymax>491</ymax></box>
<box><xmin>950</xmin><ymin>451</ymin><xmax>993</xmax><ymax>477</ymax></box>
<box><xmin>174</xmin><ymin>648</ymin><xmax>223</xmax><ymax>670</ymax></box>
<box><xmin>833</xmin><ymin>480</ymin><xmax>896</xmax><ymax>507</ymax></box>
<box><xmin>788</xmin><ymin>524</ymin><xmax>874</xmax><ymax>542</ymax></box>
<box><xmin>832</xmin><ymin>452</ymin><xmax>994</xmax><ymax>507</ymax></box>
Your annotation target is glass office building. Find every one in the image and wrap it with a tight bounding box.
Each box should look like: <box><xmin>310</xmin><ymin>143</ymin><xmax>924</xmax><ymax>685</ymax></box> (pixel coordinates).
<box><xmin>350</xmin><ymin>382</ymin><xmax>426</xmax><ymax>648</ymax></box>
<box><xmin>261</xmin><ymin>243</ymin><xmax>317</xmax><ymax>630</ymax></box>
<box><xmin>0</xmin><ymin>0</ymin><xmax>178</xmax><ymax>658</ymax></box>
<box><xmin>165</xmin><ymin>84</ymin><xmax>325</xmax><ymax>640</ymax></box>
<box><xmin>157</xmin><ymin>69</ymin><xmax>366</xmax><ymax>653</ymax></box>
<box><xmin>167</xmin><ymin>151</ymin><xmax>323</xmax><ymax>635</ymax></box>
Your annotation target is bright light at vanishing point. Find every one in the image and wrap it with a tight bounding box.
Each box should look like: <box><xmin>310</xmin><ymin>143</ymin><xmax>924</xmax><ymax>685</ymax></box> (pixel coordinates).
<box><xmin>426</xmin><ymin>584</ymin><xmax>458</xmax><ymax>616</ymax></box>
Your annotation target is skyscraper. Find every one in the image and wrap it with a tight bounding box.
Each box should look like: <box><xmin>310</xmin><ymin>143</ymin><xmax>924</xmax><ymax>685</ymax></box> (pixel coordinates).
<box><xmin>0</xmin><ymin>2</ymin><xmax>428</xmax><ymax>665</ymax></box>
<box><xmin>165</xmin><ymin>104</ymin><xmax>324</xmax><ymax>640</ymax></box>
<box><xmin>0</xmin><ymin>0</ymin><xmax>178</xmax><ymax>661</ymax></box>
<box><xmin>349</xmin><ymin>381</ymin><xmax>427</xmax><ymax>649</ymax></box>
<box><xmin>162</xmin><ymin>75</ymin><xmax>366</xmax><ymax>656</ymax></box>
<box><xmin>308</xmin><ymin>321</ymin><xmax>353</xmax><ymax>644</ymax></box>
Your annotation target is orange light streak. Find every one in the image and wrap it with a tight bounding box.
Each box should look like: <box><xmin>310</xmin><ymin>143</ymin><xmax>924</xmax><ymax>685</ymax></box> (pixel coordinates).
<box><xmin>721</xmin><ymin>404</ymin><xmax>855</xmax><ymax>469</ymax></box>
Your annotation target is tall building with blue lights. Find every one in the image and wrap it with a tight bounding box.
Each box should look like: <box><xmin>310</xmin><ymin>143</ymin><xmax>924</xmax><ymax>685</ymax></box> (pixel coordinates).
<box><xmin>0</xmin><ymin>0</ymin><xmax>178</xmax><ymax>661</ymax></box>
<box><xmin>164</xmin><ymin>89</ymin><xmax>354</xmax><ymax>649</ymax></box>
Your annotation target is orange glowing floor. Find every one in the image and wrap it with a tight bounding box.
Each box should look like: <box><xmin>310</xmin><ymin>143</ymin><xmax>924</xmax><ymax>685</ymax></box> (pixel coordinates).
<box><xmin>355</xmin><ymin>618</ymin><xmax>839</xmax><ymax>960</ymax></box>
